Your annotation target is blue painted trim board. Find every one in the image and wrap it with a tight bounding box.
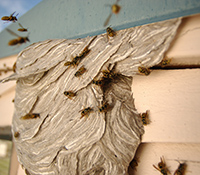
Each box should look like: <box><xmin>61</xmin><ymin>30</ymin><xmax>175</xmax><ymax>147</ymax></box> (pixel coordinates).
<box><xmin>0</xmin><ymin>0</ymin><xmax>200</xmax><ymax>58</ymax></box>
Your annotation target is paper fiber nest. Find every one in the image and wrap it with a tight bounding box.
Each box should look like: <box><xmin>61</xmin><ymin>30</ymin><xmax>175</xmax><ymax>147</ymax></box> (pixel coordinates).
<box><xmin>3</xmin><ymin>18</ymin><xmax>181</xmax><ymax>175</ymax></box>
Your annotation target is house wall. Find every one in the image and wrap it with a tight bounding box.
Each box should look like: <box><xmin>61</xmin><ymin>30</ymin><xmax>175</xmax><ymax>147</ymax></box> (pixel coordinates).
<box><xmin>130</xmin><ymin>14</ymin><xmax>200</xmax><ymax>174</ymax></box>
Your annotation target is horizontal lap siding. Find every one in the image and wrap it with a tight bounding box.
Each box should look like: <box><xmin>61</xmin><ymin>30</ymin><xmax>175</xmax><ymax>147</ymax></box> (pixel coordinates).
<box><xmin>130</xmin><ymin>14</ymin><xmax>200</xmax><ymax>174</ymax></box>
<box><xmin>132</xmin><ymin>69</ymin><xmax>200</xmax><ymax>143</ymax></box>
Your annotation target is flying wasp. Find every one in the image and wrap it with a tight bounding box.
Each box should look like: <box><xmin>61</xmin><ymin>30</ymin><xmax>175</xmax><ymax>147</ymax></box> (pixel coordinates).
<box><xmin>104</xmin><ymin>0</ymin><xmax>121</xmax><ymax>27</ymax></box>
<box><xmin>140</xmin><ymin>110</ymin><xmax>151</xmax><ymax>125</ymax></box>
<box><xmin>1</xmin><ymin>11</ymin><xmax>18</xmax><ymax>22</ymax></box>
<box><xmin>6</xmin><ymin>29</ymin><xmax>30</xmax><ymax>46</ymax></box>
<box><xmin>74</xmin><ymin>65</ymin><xmax>87</xmax><ymax>77</ymax></box>
<box><xmin>174</xmin><ymin>161</ymin><xmax>187</xmax><ymax>175</ymax></box>
<box><xmin>20</xmin><ymin>113</ymin><xmax>40</xmax><ymax>120</ymax></box>
<box><xmin>79</xmin><ymin>107</ymin><xmax>93</xmax><ymax>119</ymax></box>
<box><xmin>18</xmin><ymin>23</ymin><xmax>28</xmax><ymax>32</ymax></box>
<box><xmin>64</xmin><ymin>91</ymin><xmax>76</xmax><ymax>99</ymax></box>
<box><xmin>153</xmin><ymin>157</ymin><xmax>170</xmax><ymax>175</ymax></box>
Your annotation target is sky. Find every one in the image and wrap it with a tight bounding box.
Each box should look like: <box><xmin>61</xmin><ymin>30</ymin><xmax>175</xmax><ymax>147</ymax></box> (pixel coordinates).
<box><xmin>0</xmin><ymin>0</ymin><xmax>43</xmax><ymax>32</ymax></box>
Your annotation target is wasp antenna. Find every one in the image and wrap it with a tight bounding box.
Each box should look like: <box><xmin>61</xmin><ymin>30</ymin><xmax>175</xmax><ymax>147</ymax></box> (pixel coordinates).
<box><xmin>6</xmin><ymin>28</ymin><xmax>20</xmax><ymax>37</ymax></box>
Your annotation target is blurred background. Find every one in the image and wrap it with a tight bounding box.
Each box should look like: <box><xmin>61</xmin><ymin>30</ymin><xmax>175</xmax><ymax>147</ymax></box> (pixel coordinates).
<box><xmin>0</xmin><ymin>0</ymin><xmax>42</xmax><ymax>32</ymax></box>
<box><xmin>0</xmin><ymin>1</ymin><xmax>42</xmax><ymax>174</ymax></box>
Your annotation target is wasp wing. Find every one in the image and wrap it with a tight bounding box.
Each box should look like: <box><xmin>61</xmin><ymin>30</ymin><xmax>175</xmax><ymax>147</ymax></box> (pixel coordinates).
<box><xmin>104</xmin><ymin>13</ymin><xmax>112</xmax><ymax>27</ymax></box>
<box><xmin>10</xmin><ymin>11</ymin><xmax>16</xmax><ymax>16</ymax></box>
<box><xmin>18</xmin><ymin>23</ymin><xmax>24</xmax><ymax>28</ymax></box>
<box><xmin>6</xmin><ymin>28</ymin><xmax>20</xmax><ymax>37</ymax></box>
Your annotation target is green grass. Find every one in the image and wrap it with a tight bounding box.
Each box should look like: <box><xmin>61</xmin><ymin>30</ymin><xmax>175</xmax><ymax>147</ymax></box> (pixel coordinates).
<box><xmin>0</xmin><ymin>140</ymin><xmax>12</xmax><ymax>175</ymax></box>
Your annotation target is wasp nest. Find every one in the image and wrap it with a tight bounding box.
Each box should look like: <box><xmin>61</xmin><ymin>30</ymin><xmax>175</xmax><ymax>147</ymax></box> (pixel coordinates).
<box><xmin>2</xmin><ymin>18</ymin><xmax>181</xmax><ymax>175</ymax></box>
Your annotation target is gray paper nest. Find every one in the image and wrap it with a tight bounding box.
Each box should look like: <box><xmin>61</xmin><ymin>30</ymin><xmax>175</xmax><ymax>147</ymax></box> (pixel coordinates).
<box><xmin>2</xmin><ymin>18</ymin><xmax>181</xmax><ymax>175</ymax></box>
